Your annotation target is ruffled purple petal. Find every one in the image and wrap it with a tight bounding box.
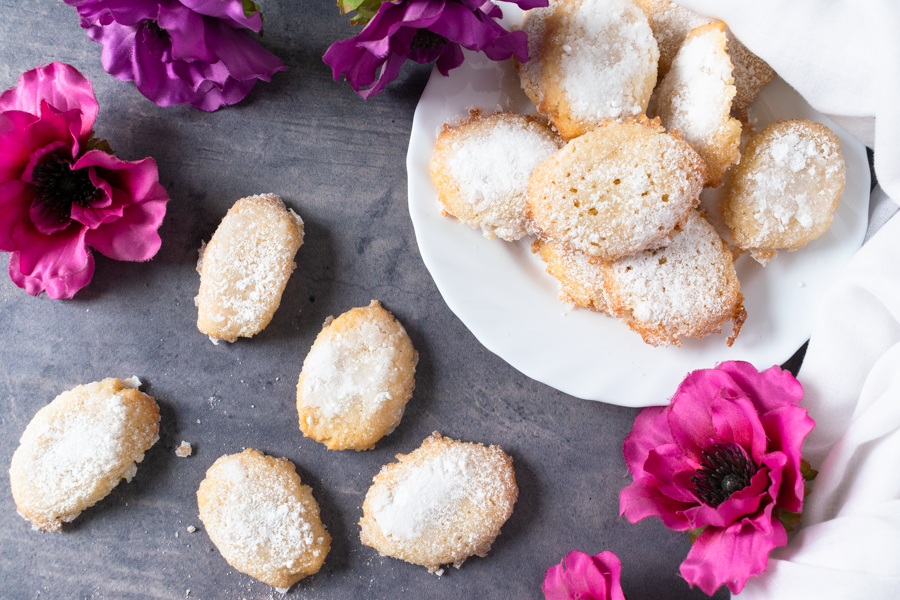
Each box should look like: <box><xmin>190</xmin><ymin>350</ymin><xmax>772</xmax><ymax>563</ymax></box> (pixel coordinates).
<box><xmin>0</xmin><ymin>63</ymin><xmax>98</xmax><ymax>138</ymax></box>
<box><xmin>680</xmin><ymin>520</ymin><xmax>787</xmax><ymax>595</ymax></box>
<box><xmin>180</xmin><ymin>0</ymin><xmax>263</xmax><ymax>31</ymax></box>
<box><xmin>202</xmin><ymin>18</ymin><xmax>286</xmax><ymax>83</ymax></box>
<box><xmin>158</xmin><ymin>4</ymin><xmax>217</xmax><ymax>63</ymax></box>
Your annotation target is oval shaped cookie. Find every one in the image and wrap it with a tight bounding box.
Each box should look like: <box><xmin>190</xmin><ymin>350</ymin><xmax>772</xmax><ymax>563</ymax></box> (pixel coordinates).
<box><xmin>527</xmin><ymin>117</ymin><xmax>706</xmax><ymax>260</ymax></box>
<box><xmin>430</xmin><ymin>111</ymin><xmax>562</xmax><ymax>241</ymax></box>
<box><xmin>359</xmin><ymin>432</ymin><xmax>518</xmax><ymax>572</ymax></box>
<box><xmin>721</xmin><ymin>119</ymin><xmax>845</xmax><ymax>260</ymax></box>
<box><xmin>519</xmin><ymin>0</ymin><xmax>659</xmax><ymax>140</ymax></box>
<box><xmin>197</xmin><ymin>449</ymin><xmax>331</xmax><ymax>590</ymax></box>
<box><xmin>9</xmin><ymin>378</ymin><xmax>160</xmax><ymax>532</ymax></box>
<box><xmin>602</xmin><ymin>210</ymin><xmax>746</xmax><ymax>347</ymax></box>
<box><xmin>196</xmin><ymin>193</ymin><xmax>304</xmax><ymax>343</ymax></box>
<box><xmin>297</xmin><ymin>300</ymin><xmax>417</xmax><ymax>451</ymax></box>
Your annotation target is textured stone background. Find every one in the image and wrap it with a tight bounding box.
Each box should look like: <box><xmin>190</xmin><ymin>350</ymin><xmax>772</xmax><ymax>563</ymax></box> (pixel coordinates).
<box><xmin>0</xmin><ymin>1</ymin><xmax>779</xmax><ymax>598</ymax></box>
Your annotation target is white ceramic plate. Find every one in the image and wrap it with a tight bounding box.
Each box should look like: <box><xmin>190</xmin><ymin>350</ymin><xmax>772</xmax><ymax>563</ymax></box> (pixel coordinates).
<box><xmin>406</xmin><ymin>11</ymin><xmax>870</xmax><ymax>407</ymax></box>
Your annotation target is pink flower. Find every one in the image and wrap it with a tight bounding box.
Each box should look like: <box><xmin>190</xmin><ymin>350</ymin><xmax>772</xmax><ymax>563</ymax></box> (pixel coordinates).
<box><xmin>323</xmin><ymin>0</ymin><xmax>548</xmax><ymax>99</ymax></box>
<box><xmin>0</xmin><ymin>62</ymin><xmax>169</xmax><ymax>298</ymax></box>
<box><xmin>64</xmin><ymin>0</ymin><xmax>286</xmax><ymax>111</ymax></box>
<box><xmin>619</xmin><ymin>361</ymin><xmax>815</xmax><ymax>595</ymax></box>
<box><xmin>542</xmin><ymin>551</ymin><xmax>626</xmax><ymax>600</ymax></box>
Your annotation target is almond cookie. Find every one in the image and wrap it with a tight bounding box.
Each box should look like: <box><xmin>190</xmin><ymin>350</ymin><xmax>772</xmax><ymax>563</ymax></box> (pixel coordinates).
<box><xmin>197</xmin><ymin>449</ymin><xmax>331</xmax><ymax>590</ymax></box>
<box><xmin>360</xmin><ymin>432</ymin><xmax>517</xmax><ymax>572</ymax></box>
<box><xmin>721</xmin><ymin>119</ymin><xmax>845</xmax><ymax>263</ymax></box>
<box><xmin>602</xmin><ymin>210</ymin><xmax>746</xmax><ymax>347</ymax></box>
<box><xmin>10</xmin><ymin>378</ymin><xmax>160</xmax><ymax>532</ymax></box>
<box><xmin>536</xmin><ymin>239</ymin><xmax>608</xmax><ymax>313</ymax></box>
<box><xmin>654</xmin><ymin>21</ymin><xmax>742</xmax><ymax>187</ymax></box>
<box><xmin>637</xmin><ymin>0</ymin><xmax>774</xmax><ymax>118</ymax></box>
<box><xmin>430</xmin><ymin>111</ymin><xmax>562</xmax><ymax>241</ymax></box>
<box><xmin>196</xmin><ymin>193</ymin><xmax>304</xmax><ymax>343</ymax></box>
<box><xmin>297</xmin><ymin>300</ymin><xmax>417</xmax><ymax>451</ymax></box>
<box><xmin>519</xmin><ymin>0</ymin><xmax>659</xmax><ymax>140</ymax></box>
<box><xmin>527</xmin><ymin>117</ymin><xmax>706</xmax><ymax>261</ymax></box>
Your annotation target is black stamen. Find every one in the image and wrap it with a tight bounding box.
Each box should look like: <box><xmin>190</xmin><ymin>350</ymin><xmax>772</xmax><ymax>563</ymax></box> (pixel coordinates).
<box><xmin>31</xmin><ymin>158</ymin><xmax>100</xmax><ymax>224</ymax></box>
<box><xmin>690</xmin><ymin>443</ymin><xmax>757</xmax><ymax>507</ymax></box>
<box><xmin>146</xmin><ymin>20</ymin><xmax>170</xmax><ymax>41</ymax></box>
<box><xmin>410</xmin><ymin>29</ymin><xmax>448</xmax><ymax>51</ymax></box>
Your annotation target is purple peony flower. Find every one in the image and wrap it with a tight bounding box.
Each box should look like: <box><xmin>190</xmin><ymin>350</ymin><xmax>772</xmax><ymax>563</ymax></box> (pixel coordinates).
<box><xmin>619</xmin><ymin>361</ymin><xmax>816</xmax><ymax>595</ymax></box>
<box><xmin>0</xmin><ymin>62</ymin><xmax>169</xmax><ymax>298</ymax></box>
<box><xmin>543</xmin><ymin>551</ymin><xmax>626</xmax><ymax>600</ymax></box>
<box><xmin>323</xmin><ymin>0</ymin><xmax>549</xmax><ymax>99</ymax></box>
<box><xmin>64</xmin><ymin>0</ymin><xmax>286</xmax><ymax>111</ymax></box>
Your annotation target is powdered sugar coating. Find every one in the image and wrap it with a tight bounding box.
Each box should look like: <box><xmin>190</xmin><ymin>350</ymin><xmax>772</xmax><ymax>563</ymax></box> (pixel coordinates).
<box><xmin>431</xmin><ymin>112</ymin><xmax>562</xmax><ymax>241</ymax></box>
<box><xmin>527</xmin><ymin>118</ymin><xmax>706</xmax><ymax>260</ymax></box>
<box><xmin>520</xmin><ymin>0</ymin><xmax>658</xmax><ymax>139</ymax></box>
<box><xmin>537</xmin><ymin>239</ymin><xmax>609</xmax><ymax>313</ymax></box>
<box><xmin>297</xmin><ymin>300</ymin><xmax>417</xmax><ymax>451</ymax></box>
<box><xmin>654</xmin><ymin>21</ymin><xmax>741</xmax><ymax>187</ymax></box>
<box><xmin>9</xmin><ymin>378</ymin><xmax>160</xmax><ymax>531</ymax></box>
<box><xmin>721</xmin><ymin>119</ymin><xmax>845</xmax><ymax>255</ymax></box>
<box><xmin>360</xmin><ymin>432</ymin><xmax>517</xmax><ymax>572</ymax></box>
<box><xmin>197</xmin><ymin>450</ymin><xmax>330</xmax><ymax>589</ymax></box>
<box><xmin>602</xmin><ymin>210</ymin><xmax>745</xmax><ymax>347</ymax></box>
<box><xmin>196</xmin><ymin>194</ymin><xmax>304</xmax><ymax>343</ymax></box>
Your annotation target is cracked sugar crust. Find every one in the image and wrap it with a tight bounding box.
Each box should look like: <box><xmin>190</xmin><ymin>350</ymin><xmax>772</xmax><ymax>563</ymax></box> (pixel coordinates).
<box><xmin>360</xmin><ymin>432</ymin><xmax>517</xmax><ymax>573</ymax></box>
<box><xmin>297</xmin><ymin>300</ymin><xmax>417</xmax><ymax>451</ymax></box>
<box><xmin>654</xmin><ymin>21</ymin><xmax>742</xmax><ymax>187</ymax></box>
<box><xmin>536</xmin><ymin>239</ymin><xmax>609</xmax><ymax>313</ymax></box>
<box><xmin>721</xmin><ymin>119</ymin><xmax>845</xmax><ymax>256</ymax></box>
<box><xmin>430</xmin><ymin>111</ymin><xmax>563</xmax><ymax>241</ymax></box>
<box><xmin>602</xmin><ymin>210</ymin><xmax>746</xmax><ymax>347</ymax></box>
<box><xmin>196</xmin><ymin>194</ymin><xmax>304</xmax><ymax>343</ymax></box>
<box><xmin>197</xmin><ymin>450</ymin><xmax>331</xmax><ymax>589</ymax></box>
<box><xmin>527</xmin><ymin>117</ymin><xmax>706</xmax><ymax>261</ymax></box>
<box><xmin>9</xmin><ymin>378</ymin><xmax>160</xmax><ymax>532</ymax></box>
<box><xmin>636</xmin><ymin>0</ymin><xmax>774</xmax><ymax>119</ymax></box>
<box><xmin>519</xmin><ymin>0</ymin><xmax>659</xmax><ymax>140</ymax></box>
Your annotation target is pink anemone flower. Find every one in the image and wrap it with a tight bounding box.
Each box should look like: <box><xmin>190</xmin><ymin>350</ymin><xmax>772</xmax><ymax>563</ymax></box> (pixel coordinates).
<box><xmin>619</xmin><ymin>361</ymin><xmax>815</xmax><ymax>595</ymax></box>
<box><xmin>0</xmin><ymin>62</ymin><xmax>169</xmax><ymax>298</ymax></box>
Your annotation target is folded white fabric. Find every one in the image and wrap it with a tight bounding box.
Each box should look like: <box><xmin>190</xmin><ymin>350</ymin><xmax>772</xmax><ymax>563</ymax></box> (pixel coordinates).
<box><xmin>676</xmin><ymin>0</ymin><xmax>900</xmax><ymax>206</ymax></box>
<box><xmin>734</xmin><ymin>214</ymin><xmax>900</xmax><ymax>598</ymax></box>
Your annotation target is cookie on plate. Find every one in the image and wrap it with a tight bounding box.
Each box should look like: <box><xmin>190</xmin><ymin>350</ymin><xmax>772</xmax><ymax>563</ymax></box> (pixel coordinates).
<box><xmin>430</xmin><ymin>111</ymin><xmax>562</xmax><ymax>241</ymax></box>
<box><xmin>519</xmin><ymin>0</ymin><xmax>659</xmax><ymax>140</ymax></box>
<box><xmin>527</xmin><ymin>117</ymin><xmax>706</xmax><ymax>261</ymax></box>
<box><xmin>197</xmin><ymin>449</ymin><xmax>331</xmax><ymax>590</ymax></box>
<box><xmin>720</xmin><ymin>119</ymin><xmax>845</xmax><ymax>263</ymax></box>
<box><xmin>536</xmin><ymin>239</ymin><xmax>608</xmax><ymax>313</ymax></box>
<box><xmin>196</xmin><ymin>193</ymin><xmax>304</xmax><ymax>343</ymax></box>
<box><xmin>654</xmin><ymin>21</ymin><xmax>742</xmax><ymax>187</ymax></box>
<box><xmin>297</xmin><ymin>300</ymin><xmax>417</xmax><ymax>451</ymax></box>
<box><xmin>360</xmin><ymin>432</ymin><xmax>517</xmax><ymax>573</ymax></box>
<box><xmin>602</xmin><ymin>210</ymin><xmax>746</xmax><ymax>347</ymax></box>
<box><xmin>10</xmin><ymin>378</ymin><xmax>160</xmax><ymax>532</ymax></box>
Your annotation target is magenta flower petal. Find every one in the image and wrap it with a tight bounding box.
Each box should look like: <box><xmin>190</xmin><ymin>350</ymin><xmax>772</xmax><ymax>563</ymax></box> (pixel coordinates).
<box><xmin>619</xmin><ymin>361</ymin><xmax>814</xmax><ymax>595</ymax></box>
<box><xmin>9</xmin><ymin>222</ymin><xmax>93</xmax><ymax>299</ymax></box>
<box><xmin>0</xmin><ymin>63</ymin><xmax>98</xmax><ymax>139</ymax></box>
<box><xmin>681</xmin><ymin>520</ymin><xmax>788</xmax><ymax>595</ymax></box>
<box><xmin>543</xmin><ymin>551</ymin><xmax>626</xmax><ymax>600</ymax></box>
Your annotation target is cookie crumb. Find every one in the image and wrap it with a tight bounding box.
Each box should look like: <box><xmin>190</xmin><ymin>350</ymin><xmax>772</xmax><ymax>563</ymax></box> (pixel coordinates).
<box><xmin>123</xmin><ymin>376</ymin><xmax>142</xmax><ymax>389</ymax></box>
<box><xmin>187</xmin><ymin>526</ymin><xmax>197</xmax><ymax>533</ymax></box>
<box><xmin>176</xmin><ymin>441</ymin><xmax>193</xmax><ymax>457</ymax></box>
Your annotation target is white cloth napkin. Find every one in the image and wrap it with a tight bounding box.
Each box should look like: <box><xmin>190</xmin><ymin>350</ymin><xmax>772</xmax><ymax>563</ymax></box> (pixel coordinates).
<box><xmin>667</xmin><ymin>1</ymin><xmax>900</xmax><ymax>596</ymax></box>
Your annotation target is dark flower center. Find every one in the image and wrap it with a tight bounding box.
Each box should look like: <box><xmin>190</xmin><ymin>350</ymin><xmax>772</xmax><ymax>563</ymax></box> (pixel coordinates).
<box><xmin>410</xmin><ymin>29</ymin><xmax>449</xmax><ymax>51</ymax></box>
<box><xmin>690</xmin><ymin>443</ymin><xmax>757</xmax><ymax>507</ymax></box>
<box><xmin>146</xmin><ymin>20</ymin><xmax>170</xmax><ymax>41</ymax></box>
<box><xmin>31</xmin><ymin>157</ymin><xmax>101</xmax><ymax>224</ymax></box>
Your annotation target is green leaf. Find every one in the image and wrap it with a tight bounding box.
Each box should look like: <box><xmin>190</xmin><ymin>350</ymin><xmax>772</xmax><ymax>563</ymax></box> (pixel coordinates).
<box><xmin>688</xmin><ymin>527</ymin><xmax>707</xmax><ymax>545</ymax></box>
<box><xmin>339</xmin><ymin>0</ymin><xmax>391</xmax><ymax>26</ymax></box>
<box><xmin>242</xmin><ymin>0</ymin><xmax>261</xmax><ymax>18</ymax></box>
<box><xmin>800</xmin><ymin>459</ymin><xmax>818</xmax><ymax>482</ymax></box>
<box><xmin>774</xmin><ymin>506</ymin><xmax>803</xmax><ymax>533</ymax></box>
<box><xmin>86</xmin><ymin>134</ymin><xmax>115</xmax><ymax>155</ymax></box>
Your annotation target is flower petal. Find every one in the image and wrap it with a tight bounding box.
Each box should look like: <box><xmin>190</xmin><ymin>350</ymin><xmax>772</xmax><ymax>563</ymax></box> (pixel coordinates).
<box><xmin>542</xmin><ymin>551</ymin><xmax>626</xmax><ymax>600</ymax></box>
<box><xmin>202</xmin><ymin>17</ymin><xmax>286</xmax><ymax>83</ymax></box>
<box><xmin>180</xmin><ymin>0</ymin><xmax>264</xmax><ymax>31</ymax></box>
<box><xmin>622</xmin><ymin>405</ymin><xmax>672</xmax><ymax>478</ymax></box>
<box><xmin>0</xmin><ymin>110</ymin><xmax>36</xmax><ymax>182</ymax></box>
<box><xmin>84</xmin><ymin>185</ymin><xmax>167</xmax><ymax>262</ymax></box>
<box><xmin>619</xmin><ymin>475</ymin><xmax>693</xmax><ymax>530</ymax></box>
<box><xmin>0</xmin><ymin>63</ymin><xmax>98</xmax><ymax>138</ymax></box>
<box><xmin>8</xmin><ymin>222</ymin><xmax>93</xmax><ymax>299</ymax></box>
<box><xmin>680</xmin><ymin>520</ymin><xmax>787</xmax><ymax>595</ymax></box>
<box><xmin>716</xmin><ymin>361</ymin><xmax>805</xmax><ymax>414</ymax></box>
<box><xmin>760</xmin><ymin>405</ymin><xmax>815</xmax><ymax>512</ymax></box>
<box><xmin>0</xmin><ymin>179</ymin><xmax>33</xmax><ymax>252</ymax></box>
<box><xmin>642</xmin><ymin>443</ymin><xmax>700</xmax><ymax>504</ymax></box>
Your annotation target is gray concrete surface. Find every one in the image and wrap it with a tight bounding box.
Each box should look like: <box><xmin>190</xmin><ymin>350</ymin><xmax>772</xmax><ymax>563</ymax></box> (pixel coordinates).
<box><xmin>0</xmin><ymin>2</ymin><xmax>740</xmax><ymax>598</ymax></box>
